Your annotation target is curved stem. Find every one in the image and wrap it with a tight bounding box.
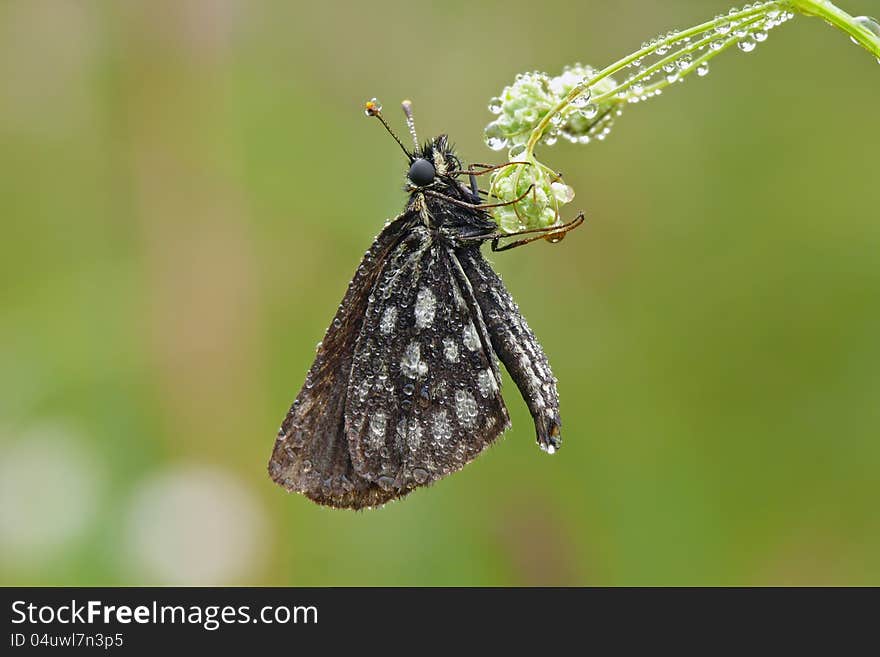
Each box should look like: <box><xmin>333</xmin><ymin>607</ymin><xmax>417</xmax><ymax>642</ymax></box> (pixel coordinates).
<box><xmin>592</xmin><ymin>13</ymin><xmax>767</xmax><ymax>105</ymax></box>
<box><xmin>492</xmin><ymin>1</ymin><xmax>878</xmax><ymax>233</ymax></box>
<box><xmin>524</xmin><ymin>1</ymin><xmax>878</xmax><ymax>159</ymax></box>
<box><xmin>524</xmin><ymin>2</ymin><xmax>787</xmax><ymax>155</ymax></box>
<box><xmin>791</xmin><ymin>0</ymin><xmax>880</xmax><ymax>59</ymax></box>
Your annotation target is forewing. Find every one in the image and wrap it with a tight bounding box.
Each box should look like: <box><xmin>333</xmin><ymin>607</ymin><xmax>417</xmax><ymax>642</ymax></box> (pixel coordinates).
<box><xmin>345</xmin><ymin>233</ymin><xmax>510</xmax><ymax>496</ymax></box>
<box><xmin>456</xmin><ymin>247</ymin><xmax>563</xmax><ymax>452</ymax></box>
<box><xmin>268</xmin><ymin>213</ymin><xmax>416</xmax><ymax>509</ymax></box>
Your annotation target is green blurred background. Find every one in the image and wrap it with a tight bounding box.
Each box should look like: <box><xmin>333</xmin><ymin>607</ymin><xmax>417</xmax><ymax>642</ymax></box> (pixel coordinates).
<box><xmin>1</xmin><ymin>0</ymin><xmax>878</xmax><ymax>586</ymax></box>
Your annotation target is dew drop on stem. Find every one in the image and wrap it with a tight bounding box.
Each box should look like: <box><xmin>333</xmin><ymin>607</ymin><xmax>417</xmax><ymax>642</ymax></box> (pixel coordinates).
<box><xmin>853</xmin><ymin>16</ymin><xmax>880</xmax><ymax>37</ymax></box>
<box><xmin>738</xmin><ymin>37</ymin><xmax>757</xmax><ymax>52</ymax></box>
<box><xmin>572</xmin><ymin>88</ymin><xmax>592</xmax><ymax>108</ymax></box>
<box><xmin>851</xmin><ymin>16</ymin><xmax>880</xmax><ymax>46</ymax></box>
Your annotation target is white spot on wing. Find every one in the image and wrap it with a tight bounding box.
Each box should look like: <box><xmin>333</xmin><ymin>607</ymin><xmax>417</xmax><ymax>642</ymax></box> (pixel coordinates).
<box><xmin>432</xmin><ymin>410</ymin><xmax>452</xmax><ymax>444</ymax></box>
<box><xmin>369</xmin><ymin>412</ymin><xmax>387</xmax><ymax>448</ymax></box>
<box><xmin>443</xmin><ymin>338</ymin><xmax>459</xmax><ymax>363</ymax></box>
<box><xmin>454</xmin><ymin>389</ymin><xmax>478</xmax><ymax>428</ymax></box>
<box><xmin>401</xmin><ymin>341</ymin><xmax>428</xmax><ymax>379</ymax></box>
<box><xmin>477</xmin><ymin>369</ymin><xmax>497</xmax><ymax>398</ymax></box>
<box><xmin>463</xmin><ymin>322</ymin><xmax>479</xmax><ymax>351</ymax></box>
<box><xmin>380</xmin><ymin>306</ymin><xmax>397</xmax><ymax>335</ymax></box>
<box><xmin>414</xmin><ymin>288</ymin><xmax>436</xmax><ymax>329</ymax></box>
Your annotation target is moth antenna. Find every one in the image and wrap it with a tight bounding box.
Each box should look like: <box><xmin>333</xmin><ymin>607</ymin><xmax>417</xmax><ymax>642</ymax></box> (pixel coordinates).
<box><xmin>364</xmin><ymin>98</ymin><xmax>414</xmax><ymax>162</ymax></box>
<box><xmin>401</xmin><ymin>99</ymin><xmax>419</xmax><ymax>150</ymax></box>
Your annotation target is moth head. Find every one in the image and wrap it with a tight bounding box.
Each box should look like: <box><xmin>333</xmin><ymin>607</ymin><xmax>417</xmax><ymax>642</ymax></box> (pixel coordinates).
<box><xmin>364</xmin><ymin>98</ymin><xmax>462</xmax><ymax>189</ymax></box>
<box><xmin>407</xmin><ymin>157</ymin><xmax>435</xmax><ymax>187</ymax></box>
<box><xmin>409</xmin><ymin>135</ymin><xmax>461</xmax><ymax>188</ymax></box>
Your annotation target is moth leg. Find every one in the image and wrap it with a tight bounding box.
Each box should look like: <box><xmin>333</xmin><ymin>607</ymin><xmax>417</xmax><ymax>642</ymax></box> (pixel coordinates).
<box><xmin>456</xmin><ymin>213</ymin><xmax>585</xmax><ymax>249</ymax></box>
<box><xmin>423</xmin><ymin>184</ymin><xmax>535</xmax><ymax>211</ymax></box>
<box><xmin>447</xmin><ymin>162</ymin><xmax>531</xmax><ymax>176</ymax></box>
<box><xmin>491</xmin><ymin>213</ymin><xmax>585</xmax><ymax>252</ymax></box>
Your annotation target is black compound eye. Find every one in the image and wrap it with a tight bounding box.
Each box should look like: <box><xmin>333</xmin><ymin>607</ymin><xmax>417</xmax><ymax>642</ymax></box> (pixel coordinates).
<box><xmin>408</xmin><ymin>158</ymin><xmax>435</xmax><ymax>186</ymax></box>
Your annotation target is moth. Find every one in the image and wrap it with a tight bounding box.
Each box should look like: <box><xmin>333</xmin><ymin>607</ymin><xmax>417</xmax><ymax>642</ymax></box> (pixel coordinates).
<box><xmin>268</xmin><ymin>99</ymin><xmax>583</xmax><ymax>509</ymax></box>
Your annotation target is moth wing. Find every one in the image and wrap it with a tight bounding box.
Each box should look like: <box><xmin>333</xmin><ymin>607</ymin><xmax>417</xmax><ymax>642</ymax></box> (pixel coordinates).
<box><xmin>268</xmin><ymin>213</ymin><xmax>415</xmax><ymax>509</ymax></box>
<box><xmin>345</xmin><ymin>236</ymin><xmax>510</xmax><ymax>497</ymax></box>
<box><xmin>456</xmin><ymin>247</ymin><xmax>563</xmax><ymax>452</ymax></box>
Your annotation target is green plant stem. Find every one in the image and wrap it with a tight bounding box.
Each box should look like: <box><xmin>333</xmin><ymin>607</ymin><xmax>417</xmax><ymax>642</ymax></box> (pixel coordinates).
<box><xmin>524</xmin><ymin>2</ymin><xmax>784</xmax><ymax>155</ymax></box>
<box><xmin>591</xmin><ymin>13</ymin><xmax>767</xmax><ymax>105</ymax></box>
<box><xmin>496</xmin><ymin>1</ymin><xmax>877</xmax><ymax>232</ymax></box>
<box><xmin>525</xmin><ymin>1</ymin><xmax>878</xmax><ymax>159</ymax></box>
<box><xmin>791</xmin><ymin>0</ymin><xmax>880</xmax><ymax>58</ymax></box>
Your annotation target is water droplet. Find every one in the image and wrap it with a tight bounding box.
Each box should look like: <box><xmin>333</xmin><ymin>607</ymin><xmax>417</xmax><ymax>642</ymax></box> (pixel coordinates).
<box><xmin>583</xmin><ymin>103</ymin><xmax>599</xmax><ymax>119</ymax></box>
<box><xmin>715</xmin><ymin>22</ymin><xmax>731</xmax><ymax>35</ymax></box>
<box><xmin>484</xmin><ymin>122</ymin><xmax>508</xmax><ymax>151</ymax></box>
<box><xmin>753</xmin><ymin>30</ymin><xmax>768</xmax><ymax>42</ymax></box>
<box><xmin>508</xmin><ymin>144</ymin><xmax>526</xmax><ymax>158</ymax></box>
<box><xmin>571</xmin><ymin>88</ymin><xmax>592</xmax><ymax>107</ymax></box>
<box><xmin>486</xmin><ymin>136</ymin><xmax>507</xmax><ymax>151</ymax></box>
<box><xmin>412</xmin><ymin>468</ymin><xmax>429</xmax><ymax>484</ymax></box>
<box><xmin>697</xmin><ymin>62</ymin><xmax>710</xmax><ymax>77</ymax></box>
<box><xmin>543</xmin><ymin>132</ymin><xmax>558</xmax><ymax>146</ymax></box>
<box><xmin>403</xmin><ymin>383</ymin><xmax>414</xmax><ymax>395</ymax></box>
<box><xmin>302</xmin><ymin>460</ymin><xmax>312</xmax><ymax>472</ymax></box>
<box><xmin>551</xmin><ymin>182</ymin><xmax>575</xmax><ymax>204</ymax></box>
<box><xmin>853</xmin><ymin>16</ymin><xmax>880</xmax><ymax>37</ymax></box>
<box><xmin>851</xmin><ymin>16</ymin><xmax>880</xmax><ymax>45</ymax></box>
<box><xmin>676</xmin><ymin>54</ymin><xmax>692</xmax><ymax>71</ymax></box>
<box><xmin>710</xmin><ymin>39</ymin><xmax>725</xmax><ymax>51</ymax></box>
<box><xmin>488</xmin><ymin>97</ymin><xmax>503</xmax><ymax>114</ymax></box>
<box><xmin>738</xmin><ymin>38</ymin><xmax>756</xmax><ymax>52</ymax></box>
